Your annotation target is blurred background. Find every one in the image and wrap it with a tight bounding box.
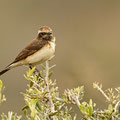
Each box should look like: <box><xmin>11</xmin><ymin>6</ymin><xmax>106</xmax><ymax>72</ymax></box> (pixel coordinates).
<box><xmin>0</xmin><ymin>0</ymin><xmax>120</xmax><ymax>118</ymax></box>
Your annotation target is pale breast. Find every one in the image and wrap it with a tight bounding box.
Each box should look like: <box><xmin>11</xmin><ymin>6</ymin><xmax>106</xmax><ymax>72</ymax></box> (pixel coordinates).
<box><xmin>25</xmin><ymin>41</ymin><xmax>55</xmax><ymax>65</ymax></box>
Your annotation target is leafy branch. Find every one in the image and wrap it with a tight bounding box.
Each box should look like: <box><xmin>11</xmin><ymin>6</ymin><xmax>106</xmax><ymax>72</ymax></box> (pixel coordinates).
<box><xmin>0</xmin><ymin>60</ymin><xmax>120</xmax><ymax>120</ymax></box>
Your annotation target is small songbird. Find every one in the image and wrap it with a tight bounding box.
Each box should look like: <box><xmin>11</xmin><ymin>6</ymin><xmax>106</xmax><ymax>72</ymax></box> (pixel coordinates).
<box><xmin>0</xmin><ymin>26</ymin><xmax>56</xmax><ymax>76</ymax></box>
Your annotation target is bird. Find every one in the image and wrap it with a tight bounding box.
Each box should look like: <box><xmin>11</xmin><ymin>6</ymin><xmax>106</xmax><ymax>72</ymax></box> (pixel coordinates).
<box><xmin>0</xmin><ymin>26</ymin><xmax>56</xmax><ymax>76</ymax></box>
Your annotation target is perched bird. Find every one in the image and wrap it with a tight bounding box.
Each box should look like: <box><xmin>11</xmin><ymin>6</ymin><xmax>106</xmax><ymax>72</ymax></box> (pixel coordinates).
<box><xmin>0</xmin><ymin>26</ymin><xmax>56</xmax><ymax>76</ymax></box>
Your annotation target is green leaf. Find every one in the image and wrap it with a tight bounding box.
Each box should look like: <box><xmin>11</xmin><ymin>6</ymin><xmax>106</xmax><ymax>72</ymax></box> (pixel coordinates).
<box><xmin>0</xmin><ymin>80</ymin><xmax>3</xmax><ymax>89</ymax></box>
<box><xmin>73</xmin><ymin>114</ymin><xmax>77</xmax><ymax>120</ymax></box>
<box><xmin>88</xmin><ymin>106</ymin><xmax>93</xmax><ymax>116</ymax></box>
<box><xmin>48</xmin><ymin>111</ymin><xmax>58</xmax><ymax>117</ymax></box>
<box><xmin>30</xmin><ymin>81</ymin><xmax>33</xmax><ymax>87</ymax></box>
<box><xmin>80</xmin><ymin>105</ymin><xmax>86</xmax><ymax>114</ymax></box>
<box><xmin>36</xmin><ymin>102</ymin><xmax>42</xmax><ymax>110</ymax></box>
<box><xmin>23</xmin><ymin>109</ymin><xmax>27</xmax><ymax>117</ymax></box>
<box><xmin>29</xmin><ymin>67</ymin><xmax>36</xmax><ymax>76</ymax></box>
<box><xmin>48</xmin><ymin>71</ymin><xmax>53</xmax><ymax>78</ymax></box>
<box><xmin>89</xmin><ymin>99</ymin><xmax>93</xmax><ymax>106</ymax></box>
<box><xmin>22</xmin><ymin>105</ymin><xmax>29</xmax><ymax>111</ymax></box>
<box><xmin>26</xmin><ymin>99</ymin><xmax>38</xmax><ymax>118</ymax></box>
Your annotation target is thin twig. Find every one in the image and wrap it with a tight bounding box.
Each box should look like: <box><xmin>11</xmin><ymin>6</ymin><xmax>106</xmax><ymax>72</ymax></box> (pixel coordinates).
<box><xmin>114</xmin><ymin>101</ymin><xmax>120</xmax><ymax>112</ymax></box>
<box><xmin>8</xmin><ymin>112</ymin><xmax>13</xmax><ymax>120</ymax></box>
<box><xmin>45</xmin><ymin>61</ymin><xmax>58</xmax><ymax>119</ymax></box>
<box><xmin>75</xmin><ymin>96</ymin><xmax>81</xmax><ymax>109</ymax></box>
<box><xmin>49</xmin><ymin>64</ymin><xmax>56</xmax><ymax>70</ymax></box>
<box><xmin>95</xmin><ymin>84</ymin><xmax>110</xmax><ymax>102</ymax></box>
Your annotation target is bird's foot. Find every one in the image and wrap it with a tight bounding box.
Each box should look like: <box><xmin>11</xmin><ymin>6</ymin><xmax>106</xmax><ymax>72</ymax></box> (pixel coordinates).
<box><xmin>29</xmin><ymin>65</ymin><xmax>43</xmax><ymax>80</ymax></box>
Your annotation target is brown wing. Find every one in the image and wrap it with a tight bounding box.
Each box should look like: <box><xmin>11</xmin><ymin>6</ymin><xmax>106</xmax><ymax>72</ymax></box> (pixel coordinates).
<box><xmin>12</xmin><ymin>39</ymin><xmax>48</xmax><ymax>63</ymax></box>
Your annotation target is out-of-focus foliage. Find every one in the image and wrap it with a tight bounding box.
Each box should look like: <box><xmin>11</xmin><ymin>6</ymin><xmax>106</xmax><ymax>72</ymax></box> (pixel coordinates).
<box><xmin>64</xmin><ymin>82</ymin><xmax>120</xmax><ymax>119</ymax></box>
<box><xmin>1</xmin><ymin>112</ymin><xmax>22</xmax><ymax>120</ymax></box>
<box><xmin>0</xmin><ymin>62</ymin><xmax>120</xmax><ymax>119</ymax></box>
<box><xmin>0</xmin><ymin>81</ymin><xmax>21</xmax><ymax>120</ymax></box>
<box><xmin>0</xmin><ymin>80</ymin><xmax>6</xmax><ymax>104</ymax></box>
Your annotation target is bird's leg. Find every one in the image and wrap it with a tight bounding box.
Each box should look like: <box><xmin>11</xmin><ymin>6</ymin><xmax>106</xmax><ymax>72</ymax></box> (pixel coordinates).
<box><xmin>35</xmin><ymin>67</ymin><xmax>41</xmax><ymax>77</ymax></box>
<box><xmin>29</xmin><ymin>64</ymin><xmax>38</xmax><ymax>74</ymax></box>
<box><xmin>29</xmin><ymin>64</ymin><xmax>43</xmax><ymax>79</ymax></box>
<box><xmin>29</xmin><ymin>65</ymin><xmax>33</xmax><ymax>69</ymax></box>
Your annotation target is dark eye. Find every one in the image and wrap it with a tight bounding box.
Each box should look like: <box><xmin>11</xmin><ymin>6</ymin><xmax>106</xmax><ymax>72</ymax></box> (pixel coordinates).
<box><xmin>47</xmin><ymin>32</ymin><xmax>52</xmax><ymax>35</ymax></box>
<box><xmin>40</xmin><ymin>32</ymin><xmax>46</xmax><ymax>35</ymax></box>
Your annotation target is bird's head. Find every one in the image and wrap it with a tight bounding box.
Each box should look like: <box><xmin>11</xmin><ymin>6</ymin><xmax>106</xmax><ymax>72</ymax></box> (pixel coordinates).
<box><xmin>37</xmin><ymin>26</ymin><xmax>53</xmax><ymax>40</ymax></box>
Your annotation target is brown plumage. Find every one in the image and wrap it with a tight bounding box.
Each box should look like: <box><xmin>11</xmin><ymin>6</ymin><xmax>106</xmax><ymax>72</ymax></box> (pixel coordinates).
<box><xmin>12</xmin><ymin>39</ymin><xmax>48</xmax><ymax>64</ymax></box>
<box><xmin>0</xmin><ymin>26</ymin><xmax>56</xmax><ymax>76</ymax></box>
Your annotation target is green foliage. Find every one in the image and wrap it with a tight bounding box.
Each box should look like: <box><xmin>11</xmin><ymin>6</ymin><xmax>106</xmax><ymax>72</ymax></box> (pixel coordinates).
<box><xmin>64</xmin><ymin>86</ymin><xmax>84</xmax><ymax>105</ymax></box>
<box><xmin>23</xmin><ymin>65</ymin><xmax>76</xmax><ymax>120</ymax></box>
<box><xmin>0</xmin><ymin>80</ymin><xmax>6</xmax><ymax>104</ymax></box>
<box><xmin>80</xmin><ymin>99</ymin><xmax>96</xmax><ymax>118</ymax></box>
<box><xmin>0</xmin><ymin>62</ymin><xmax>120</xmax><ymax>120</ymax></box>
<box><xmin>1</xmin><ymin>112</ymin><xmax>22</xmax><ymax>120</ymax></box>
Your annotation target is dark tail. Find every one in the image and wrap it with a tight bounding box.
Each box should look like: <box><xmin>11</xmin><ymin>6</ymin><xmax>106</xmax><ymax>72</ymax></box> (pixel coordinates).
<box><xmin>0</xmin><ymin>68</ymin><xmax>10</xmax><ymax>76</ymax></box>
